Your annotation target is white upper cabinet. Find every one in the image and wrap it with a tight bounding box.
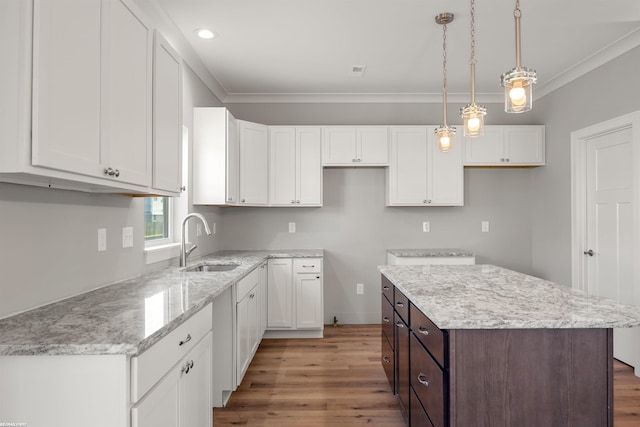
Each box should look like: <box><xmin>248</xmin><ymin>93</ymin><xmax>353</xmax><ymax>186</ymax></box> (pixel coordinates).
<box><xmin>32</xmin><ymin>0</ymin><xmax>152</xmax><ymax>187</ymax></box>
<box><xmin>269</xmin><ymin>127</ymin><xmax>322</xmax><ymax>206</ymax></box>
<box><xmin>464</xmin><ymin>125</ymin><xmax>545</xmax><ymax>166</ymax></box>
<box><xmin>152</xmin><ymin>31</ymin><xmax>182</xmax><ymax>194</ymax></box>
<box><xmin>239</xmin><ymin>120</ymin><xmax>269</xmax><ymax>205</ymax></box>
<box><xmin>322</xmin><ymin>126</ymin><xmax>389</xmax><ymax>166</ymax></box>
<box><xmin>193</xmin><ymin>107</ymin><xmax>239</xmax><ymax>205</ymax></box>
<box><xmin>386</xmin><ymin>126</ymin><xmax>464</xmax><ymax>206</ymax></box>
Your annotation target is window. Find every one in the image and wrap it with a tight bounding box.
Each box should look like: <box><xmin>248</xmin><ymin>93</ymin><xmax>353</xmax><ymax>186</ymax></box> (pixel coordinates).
<box><xmin>144</xmin><ymin>197</ymin><xmax>170</xmax><ymax>242</ymax></box>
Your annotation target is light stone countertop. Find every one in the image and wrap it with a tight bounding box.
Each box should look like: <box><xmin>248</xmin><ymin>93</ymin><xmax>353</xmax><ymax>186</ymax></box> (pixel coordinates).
<box><xmin>387</xmin><ymin>248</ymin><xmax>475</xmax><ymax>257</ymax></box>
<box><xmin>0</xmin><ymin>249</ymin><xmax>323</xmax><ymax>357</ymax></box>
<box><xmin>379</xmin><ymin>264</ymin><xmax>640</xmax><ymax>330</ymax></box>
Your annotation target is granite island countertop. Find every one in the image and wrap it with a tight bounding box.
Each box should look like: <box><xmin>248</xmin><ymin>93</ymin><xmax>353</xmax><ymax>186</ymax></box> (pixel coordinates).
<box><xmin>387</xmin><ymin>248</ymin><xmax>474</xmax><ymax>258</ymax></box>
<box><xmin>379</xmin><ymin>264</ymin><xmax>640</xmax><ymax>330</ymax></box>
<box><xmin>0</xmin><ymin>249</ymin><xmax>323</xmax><ymax>357</ymax></box>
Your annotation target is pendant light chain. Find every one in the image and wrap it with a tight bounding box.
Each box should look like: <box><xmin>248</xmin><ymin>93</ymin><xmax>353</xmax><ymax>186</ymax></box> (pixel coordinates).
<box><xmin>470</xmin><ymin>0</ymin><xmax>476</xmax><ymax>66</ymax></box>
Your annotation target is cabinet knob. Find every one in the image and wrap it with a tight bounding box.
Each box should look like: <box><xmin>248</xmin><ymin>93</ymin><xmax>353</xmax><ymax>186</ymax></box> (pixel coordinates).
<box><xmin>316</xmin><ymin>276</ymin><xmax>320</xmax><ymax>279</ymax></box>
<box><xmin>103</xmin><ymin>167</ymin><xmax>120</xmax><ymax>178</ymax></box>
<box><xmin>291</xmin><ymin>200</ymin><xmax>296</xmax><ymax>204</ymax></box>
<box><xmin>179</xmin><ymin>333</ymin><xmax>192</xmax><ymax>346</ymax></box>
<box><xmin>241</xmin><ymin>199</ymin><xmax>246</xmax><ymax>203</ymax></box>
<box><xmin>417</xmin><ymin>373</ymin><xmax>430</xmax><ymax>387</ymax></box>
<box><xmin>296</xmin><ymin>200</ymin><xmax>301</xmax><ymax>204</ymax></box>
<box><xmin>505</xmin><ymin>158</ymin><xmax>510</xmax><ymax>163</ymax></box>
<box><xmin>418</xmin><ymin>326</ymin><xmax>430</xmax><ymax>336</ymax></box>
<box><xmin>423</xmin><ymin>200</ymin><xmax>427</xmax><ymax>204</ymax></box>
<box><xmin>180</xmin><ymin>186</ymin><xmax>186</xmax><ymax>192</ymax></box>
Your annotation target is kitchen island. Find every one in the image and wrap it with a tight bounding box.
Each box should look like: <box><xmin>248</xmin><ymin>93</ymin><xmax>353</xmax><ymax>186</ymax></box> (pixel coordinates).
<box><xmin>379</xmin><ymin>264</ymin><xmax>640</xmax><ymax>427</ymax></box>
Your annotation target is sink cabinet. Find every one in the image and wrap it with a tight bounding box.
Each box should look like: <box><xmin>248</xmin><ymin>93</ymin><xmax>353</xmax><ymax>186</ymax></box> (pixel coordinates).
<box><xmin>235</xmin><ymin>265</ymin><xmax>266</xmax><ymax>384</ymax></box>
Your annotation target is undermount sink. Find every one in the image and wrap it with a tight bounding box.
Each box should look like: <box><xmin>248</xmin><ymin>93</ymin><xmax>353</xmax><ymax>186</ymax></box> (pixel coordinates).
<box><xmin>183</xmin><ymin>263</ymin><xmax>240</xmax><ymax>272</ymax></box>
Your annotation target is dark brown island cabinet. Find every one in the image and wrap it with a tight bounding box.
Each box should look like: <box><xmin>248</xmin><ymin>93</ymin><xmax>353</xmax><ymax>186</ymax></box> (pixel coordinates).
<box><xmin>381</xmin><ymin>275</ymin><xmax>614</xmax><ymax>427</ymax></box>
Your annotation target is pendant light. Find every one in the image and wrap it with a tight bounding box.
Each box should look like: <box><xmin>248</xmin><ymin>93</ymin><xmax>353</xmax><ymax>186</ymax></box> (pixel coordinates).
<box><xmin>460</xmin><ymin>0</ymin><xmax>486</xmax><ymax>137</ymax></box>
<box><xmin>434</xmin><ymin>13</ymin><xmax>455</xmax><ymax>152</ymax></box>
<box><xmin>500</xmin><ymin>0</ymin><xmax>536</xmax><ymax>113</ymax></box>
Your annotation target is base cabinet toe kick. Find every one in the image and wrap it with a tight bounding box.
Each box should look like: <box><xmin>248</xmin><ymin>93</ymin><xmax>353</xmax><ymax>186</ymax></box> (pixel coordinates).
<box><xmin>381</xmin><ymin>274</ymin><xmax>615</xmax><ymax>427</ymax></box>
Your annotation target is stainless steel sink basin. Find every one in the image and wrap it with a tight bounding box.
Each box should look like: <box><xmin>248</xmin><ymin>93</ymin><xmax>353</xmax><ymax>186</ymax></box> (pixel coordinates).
<box><xmin>183</xmin><ymin>263</ymin><xmax>240</xmax><ymax>272</ymax></box>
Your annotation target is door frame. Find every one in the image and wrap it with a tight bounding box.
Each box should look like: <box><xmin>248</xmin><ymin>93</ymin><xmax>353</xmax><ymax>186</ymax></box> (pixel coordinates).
<box><xmin>570</xmin><ymin>111</ymin><xmax>640</xmax><ymax>294</ymax></box>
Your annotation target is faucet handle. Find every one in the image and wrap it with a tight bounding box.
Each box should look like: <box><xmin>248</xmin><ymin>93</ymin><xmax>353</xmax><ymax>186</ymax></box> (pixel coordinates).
<box><xmin>185</xmin><ymin>244</ymin><xmax>198</xmax><ymax>256</ymax></box>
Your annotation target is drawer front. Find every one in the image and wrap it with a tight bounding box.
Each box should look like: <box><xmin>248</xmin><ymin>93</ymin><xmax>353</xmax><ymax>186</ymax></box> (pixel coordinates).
<box><xmin>131</xmin><ymin>304</ymin><xmax>213</xmax><ymax>402</ymax></box>
<box><xmin>293</xmin><ymin>258</ymin><xmax>322</xmax><ymax>274</ymax></box>
<box><xmin>381</xmin><ymin>333</ymin><xmax>394</xmax><ymax>392</ymax></box>
<box><xmin>394</xmin><ymin>287</ymin><xmax>409</xmax><ymax>324</ymax></box>
<box><xmin>410</xmin><ymin>302</ymin><xmax>445</xmax><ymax>367</ymax></box>
<box><xmin>237</xmin><ymin>266</ymin><xmax>261</xmax><ymax>301</ymax></box>
<box><xmin>410</xmin><ymin>333</ymin><xmax>445</xmax><ymax>427</ymax></box>
<box><xmin>410</xmin><ymin>386</ymin><xmax>435</xmax><ymax>427</ymax></box>
<box><xmin>381</xmin><ymin>276</ymin><xmax>393</xmax><ymax>304</ymax></box>
<box><xmin>381</xmin><ymin>294</ymin><xmax>394</xmax><ymax>348</ymax></box>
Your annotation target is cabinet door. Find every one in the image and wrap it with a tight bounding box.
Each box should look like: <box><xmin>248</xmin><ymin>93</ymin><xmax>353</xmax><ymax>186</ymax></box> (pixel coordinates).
<box><xmin>322</xmin><ymin>127</ymin><xmax>357</xmax><ymax>165</ymax></box>
<box><xmin>358</xmin><ymin>127</ymin><xmax>389</xmax><ymax>165</ymax></box>
<box><xmin>236</xmin><ymin>287</ymin><xmax>258</xmax><ymax>384</ymax></box>
<box><xmin>297</xmin><ymin>127</ymin><xmax>322</xmax><ymax>205</ymax></box>
<box><xmin>387</xmin><ymin>127</ymin><xmax>428</xmax><ymax>205</ymax></box>
<box><xmin>504</xmin><ymin>125</ymin><xmax>545</xmax><ymax>165</ymax></box>
<box><xmin>267</xmin><ymin>259</ymin><xmax>293</xmax><ymax>328</ymax></box>
<box><xmin>395</xmin><ymin>312</ymin><xmax>410</xmax><ymax>420</ymax></box>
<box><xmin>31</xmin><ymin>0</ymin><xmax>102</xmax><ymax>176</ymax></box>
<box><xmin>269</xmin><ymin>127</ymin><xmax>297</xmax><ymax>205</ymax></box>
<box><xmin>239</xmin><ymin>121</ymin><xmax>268</xmax><ymax>205</ymax></box>
<box><xmin>179</xmin><ymin>333</ymin><xmax>212</xmax><ymax>427</ymax></box>
<box><xmin>152</xmin><ymin>31</ymin><xmax>182</xmax><ymax>193</ymax></box>
<box><xmin>429</xmin><ymin>127</ymin><xmax>464</xmax><ymax>206</ymax></box>
<box><xmin>103</xmin><ymin>0</ymin><xmax>152</xmax><ymax>186</ymax></box>
<box><xmin>295</xmin><ymin>274</ymin><xmax>323</xmax><ymax>329</ymax></box>
<box><xmin>132</xmin><ymin>364</ymin><xmax>180</xmax><ymax>427</ymax></box>
<box><xmin>227</xmin><ymin>112</ymin><xmax>240</xmax><ymax>203</ymax></box>
<box><xmin>463</xmin><ymin>125</ymin><xmax>505</xmax><ymax>165</ymax></box>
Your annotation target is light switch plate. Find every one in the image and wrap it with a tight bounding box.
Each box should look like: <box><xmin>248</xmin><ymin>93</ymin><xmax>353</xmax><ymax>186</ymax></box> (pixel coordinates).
<box><xmin>422</xmin><ymin>221</ymin><xmax>430</xmax><ymax>232</ymax></box>
<box><xmin>356</xmin><ymin>283</ymin><xmax>364</xmax><ymax>295</ymax></box>
<box><xmin>482</xmin><ymin>221</ymin><xmax>490</xmax><ymax>232</ymax></box>
<box><xmin>98</xmin><ymin>228</ymin><xmax>107</xmax><ymax>252</ymax></box>
<box><xmin>288</xmin><ymin>222</ymin><xmax>296</xmax><ymax>233</ymax></box>
<box><xmin>122</xmin><ymin>227</ymin><xmax>133</xmax><ymax>248</ymax></box>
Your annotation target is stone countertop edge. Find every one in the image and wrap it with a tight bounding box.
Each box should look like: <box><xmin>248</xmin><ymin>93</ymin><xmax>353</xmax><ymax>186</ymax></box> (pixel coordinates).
<box><xmin>378</xmin><ymin>264</ymin><xmax>640</xmax><ymax>330</ymax></box>
<box><xmin>387</xmin><ymin>248</ymin><xmax>475</xmax><ymax>257</ymax></box>
<box><xmin>0</xmin><ymin>249</ymin><xmax>324</xmax><ymax>357</ymax></box>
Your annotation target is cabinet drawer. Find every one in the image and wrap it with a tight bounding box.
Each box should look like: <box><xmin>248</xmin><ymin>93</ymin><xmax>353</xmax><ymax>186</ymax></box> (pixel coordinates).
<box><xmin>237</xmin><ymin>266</ymin><xmax>261</xmax><ymax>301</ymax></box>
<box><xmin>394</xmin><ymin>287</ymin><xmax>409</xmax><ymax>324</ymax></box>
<box><xmin>381</xmin><ymin>295</ymin><xmax>394</xmax><ymax>348</ymax></box>
<box><xmin>410</xmin><ymin>333</ymin><xmax>445</xmax><ymax>427</ymax></box>
<box><xmin>131</xmin><ymin>304</ymin><xmax>212</xmax><ymax>402</ymax></box>
<box><xmin>293</xmin><ymin>258</ymin><xmax>322</xmax><ymax>274</ymax></box>
<box><xmin>410</xmin><ymin>386</ymin><xmax>435</xmax><ymax>427</ymax></box>
<box><xmin>381</xmin><ymin>333</ymin><xmax>394</xmax><ymax>392</ymax></box>
<box><xmin>381</xmin><ymin>276</ymin><xmax>393</xmax><ymax>304</ymax></box>
<box><xmin>410</xmin><ymin>302</ymin><xmax>445</xmax><ymax>367</ymax></box>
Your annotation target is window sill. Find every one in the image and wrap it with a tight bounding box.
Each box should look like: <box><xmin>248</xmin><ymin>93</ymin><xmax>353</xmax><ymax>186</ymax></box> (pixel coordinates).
<box><xmin>144</xmin><ymin>242</ymin><xmax>181</xmax><ymax>265</ymax></box>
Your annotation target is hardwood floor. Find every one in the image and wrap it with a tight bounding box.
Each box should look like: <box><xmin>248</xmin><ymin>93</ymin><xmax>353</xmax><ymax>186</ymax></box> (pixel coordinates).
<box><xmin>213</xmin><ymin>325</ymin><xmax>640</xmax><ymax>426</ymax></box>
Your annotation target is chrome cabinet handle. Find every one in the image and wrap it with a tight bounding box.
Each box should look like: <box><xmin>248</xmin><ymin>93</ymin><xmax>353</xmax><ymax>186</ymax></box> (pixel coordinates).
<box><xmin>382</xmin><ymin>286</ymin><xmax>390</xmax><ymax>291</ymax></box>
<box><xmin>179</xmin><ymin>333</ymin><xmax>192</xmax><ymax>346</ymax></box>
<box><xmin>103</xmin><ymin>167</ymin><xmax>120</xmax><ymax>177</ymax></box>
<box><xmin>584</xmin><ymin>249</ymin><xmax>595</xmax><ymax>256</ymax></box>
<box><xmin>181</xmin><ymin>360</ymin><xmax>194</xmax><ymax>374</ymax></box>
<box><xmin>302</xmin><ymin>265</ymin><xmax>316</xmax><ymax>268</ymax></box>
<box><xmin>396</xmin><ymin>302</ymin><xmax>404</xmax><ymax>308</ymax></box>
<box><xmin>382</xmin><ymin>316</ymin><xmax>390</xmax><ymax>323</ymax></box>
<box><xmin>249</xmin><ymin>293</ymin><xmax>255</xmax><ymax>299</ymax></box>
<box><xmin>241</xmin><ymin>199</ymin><xmax>246</xmax><ymax>203</ymax></box>
<box><xmin>383</xmin><ymin>356</ymin><xmax>391</xmax><ymax>363</ymax></box>
<box><xmin>396</xmin><ymin>321</ymin><xmax>405</xmax><ymax>328</ymax></box>
<box><xmin>418</xmin><ymin>326</ymin><xmax>430</xmax><ymax>336</ymax></box>
<box><xmin>417</xmin><ymin>373</ymin><xmax>430</xmax><ymax>387</ymax></box>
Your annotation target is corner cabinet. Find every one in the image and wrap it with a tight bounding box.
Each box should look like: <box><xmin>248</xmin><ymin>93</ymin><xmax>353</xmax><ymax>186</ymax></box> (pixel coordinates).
<box><xmin>322</xmin><ymin>126</ymin><xmax>389</xmax><ymax>166</ymax></box>
<box><xmin>266</xmin><ymin>258</ymin><xmax>324</xmax><ymax>338</ymax></box>
<box><xmin>386</xmin><ymin>126</ymin><xmax>464</xmax><ymax>206</ymax></box>
<box><xmin>269</xmin><ymin>126</ymin><xmax>323</xmax><ymax>206</ymax></box>
<box><xmin>464</xmin><ymin>125</ymin><xmax>545</xmax><ymax>166</ymax></box>
<box><xmin>193</xmin><ymin>107</ymin><xmax>239</xmax><ymax>205</ymax></box>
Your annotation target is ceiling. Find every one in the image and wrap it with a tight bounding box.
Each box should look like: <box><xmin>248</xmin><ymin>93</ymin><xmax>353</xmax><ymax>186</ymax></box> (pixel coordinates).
<box><xmin>156</xmin><ymin>0</ymin><xmax>640</xmax><ymax>104</ymax></box>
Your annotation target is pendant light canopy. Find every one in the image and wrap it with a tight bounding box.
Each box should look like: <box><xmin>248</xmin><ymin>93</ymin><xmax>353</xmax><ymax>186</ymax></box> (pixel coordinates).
<box><xmin>460</xmin><ymin>0</ymin><xmax>486</xmax><ymax>137</ymax></box>
<box><xmin>435</xmin><ymin>13</ymin><xmax>456</xmax><ymax>152</ymax></box>
<box><xmin>501</xmin><ymin>0</ymin><xmax>536</xmax><ymax>113</ymax></box>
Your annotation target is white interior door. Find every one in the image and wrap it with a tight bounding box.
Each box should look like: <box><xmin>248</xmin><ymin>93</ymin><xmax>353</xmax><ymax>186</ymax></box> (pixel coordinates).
<box><xmin>585</xmin><ymin>125</ymin><xmax>638</xmax><ymax>367</ymax></box>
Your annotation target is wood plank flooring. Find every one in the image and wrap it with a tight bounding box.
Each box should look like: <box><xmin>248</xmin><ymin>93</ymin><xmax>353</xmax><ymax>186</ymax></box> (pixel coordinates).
<box><xmin>213</xmin><ymin>325</ymin><xmax>640</xmax><ymax>426</ymax></box>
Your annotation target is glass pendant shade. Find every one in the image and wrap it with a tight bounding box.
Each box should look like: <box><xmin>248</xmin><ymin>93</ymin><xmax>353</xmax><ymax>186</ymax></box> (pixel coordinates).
<box><xmin>435</xmin><ymin>125</ymin><xmax>456</xmax><ymax>152</ymax></box>
<box><xmin>501</xmin><ymin>67</ymin><xmax>536</xmax><ymax>113</ymax></box>
<box><xmin>460</xmin><ymin>103</ymin><xmax>487</xmax><ymax>137</ymax></box>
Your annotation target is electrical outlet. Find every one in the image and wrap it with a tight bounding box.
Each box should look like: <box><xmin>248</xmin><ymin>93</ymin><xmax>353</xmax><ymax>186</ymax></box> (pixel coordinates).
<box><xmin>356</xmin><ymin>283</ymin><xmax>364</xmax><ymax>295</ymax></box>
<box><xmin>122</xmin><ymin>227</ymin><xmax>133</xmax><ymax>248</ymax></box>
<box><xmin>98</xmin><ymin>228</ymin><xmax>107</xmax><ymax>252</ymax></box>
<box><xmin>289</xmin><ymin>222</ymin><xmax>296</xmax><ymax>233</ymax></box>
<box><xmin>422</xmin><ymin>221</ymin><xmax>430</xmax><ymax>232</ymax></box>
<box><xmin>482</xmin><ymin>221</ymin><xmax>490</xmax><ymax>232</ymax></box>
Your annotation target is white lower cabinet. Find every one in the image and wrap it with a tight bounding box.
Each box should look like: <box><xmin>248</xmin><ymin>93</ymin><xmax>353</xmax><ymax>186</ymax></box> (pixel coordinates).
<box><xmin>267</xmin><ymin>258</ymin><xmax>324</xmax><ymax>337</ymax></box>
<box><xmin>235</xmin><ymin>264</ymin><xmax>266</xmax><ymax>385</ymax></box>
<box><xmin>132</xmin><ymin>332</ymin><xmax>212</xmax><ymax>427</ymax></box>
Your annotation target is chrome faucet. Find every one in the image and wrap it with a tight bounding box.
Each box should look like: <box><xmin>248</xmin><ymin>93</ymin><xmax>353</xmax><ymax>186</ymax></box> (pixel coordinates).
<box><xmin>180</xmin><ymin>213</ymin><xmax>212</xmax><ymax>267</ymax></box>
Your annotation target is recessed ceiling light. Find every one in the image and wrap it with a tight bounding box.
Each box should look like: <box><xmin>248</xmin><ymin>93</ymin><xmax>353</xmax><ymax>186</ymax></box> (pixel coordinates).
<box><xmin>195</xmin><ymin>28</ymin><xmax>216</xmax><ymax>40</ymax></box>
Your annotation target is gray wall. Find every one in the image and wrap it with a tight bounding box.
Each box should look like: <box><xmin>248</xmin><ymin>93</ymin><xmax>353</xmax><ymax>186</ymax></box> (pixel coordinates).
<box><xmin>220</xmin><ymin>102</ymin><xmax>538</xmax><ymax>323</ymax></box>
<box><xmin>530</xmin><ymin>45</ymin><xmax>640</xmax><ymax>285</ymax></box>
<box><xmin>0</xmin><ymin>65</ymin><xmax>222</xmax><ymax>318</ymax></box>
